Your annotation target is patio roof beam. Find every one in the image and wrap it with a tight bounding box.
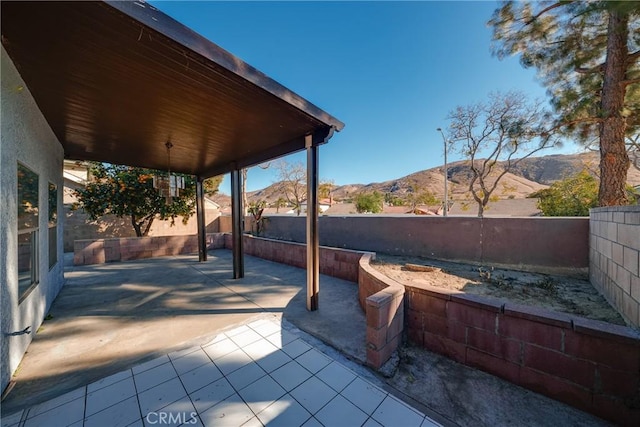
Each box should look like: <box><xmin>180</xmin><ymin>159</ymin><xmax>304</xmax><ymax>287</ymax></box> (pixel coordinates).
<box><xmin>231</xmin><ymin>169</ymin><xmax>244</xmax><ymax>279</ymax></box>
<box><xmin>200</xmin><ymin>127</ymin><xmax>335</xmax><ymax>179</ymax></box>
<box><xmin>306</xmin><ymin>135</ymin><xmax>320</xmax><ymax>311</ymax></box>
<box><xmin>196</xmin><ymin>178</ymin><xmax>207</xmax><ymax>262</ymax></box>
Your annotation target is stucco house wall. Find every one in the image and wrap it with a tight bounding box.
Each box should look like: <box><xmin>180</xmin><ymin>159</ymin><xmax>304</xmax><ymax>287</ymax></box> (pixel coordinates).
<box><xmin>1</xmin><ymin>46</ymin><xmax>65</xmax><ymax>394</ymax></box>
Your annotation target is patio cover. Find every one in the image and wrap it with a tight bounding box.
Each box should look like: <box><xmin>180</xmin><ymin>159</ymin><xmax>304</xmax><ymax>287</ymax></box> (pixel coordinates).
<box><xmin>1</xmin><ymin>0</ymin><xmax>343</xmax><ymax>310</ymax></box>
<box><xmin>0</xmin><ymin>0</ymin><xmax>344</xmax><ymax>177</ymax></box>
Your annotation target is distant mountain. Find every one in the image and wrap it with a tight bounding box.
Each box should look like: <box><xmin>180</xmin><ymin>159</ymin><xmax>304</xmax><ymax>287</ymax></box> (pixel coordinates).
<box><xmin>211</xmin><ymin>193</ymin><xmax>231</xmax><ymax>207</ymax></box>
<box><xmin>508</xmin><ymin>152</ymin><xmax>599</xmax><ymax>184</ymax></box>
<box><xmin>336</xmin><ymin>164</ymin><xmax>548</xmax><ymax>201</ymax></box>
<box><xmin>509</xmin><ymin>152</ymin><xmax>640</xmax><ymax>186</ymax></box>
<box><xmin>210</xmin><ymin>152</ymin><xmax>640</xmax><ymax>207</ymax></box>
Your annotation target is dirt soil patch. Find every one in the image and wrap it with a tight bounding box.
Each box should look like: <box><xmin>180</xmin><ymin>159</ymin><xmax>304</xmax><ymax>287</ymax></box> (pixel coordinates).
<box><xmin>371</xmin><ymin>254</ymin><xmax>626</xmax><ymax>326</ymax></box>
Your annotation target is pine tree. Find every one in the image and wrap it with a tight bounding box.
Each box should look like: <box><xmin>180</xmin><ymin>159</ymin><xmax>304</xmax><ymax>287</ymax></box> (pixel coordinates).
<box><xmin>490</xmin><ymin>1</ymin><xmax>639</xmax><ymax>206</ymax></box>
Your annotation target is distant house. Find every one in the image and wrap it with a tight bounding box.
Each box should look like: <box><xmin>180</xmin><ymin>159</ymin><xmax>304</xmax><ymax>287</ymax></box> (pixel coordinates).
<box><xmin>409</xmin><ymin>206</ymin><xmax>444</xmax><ymax>215</ymax></box>
<box><xmin>63</xmin><ymin>161</ymin><xmax>90</xmax><ymax>203</ymax></box>
<box><xmin>291</xmin><ymin>198</ymin><xmax>333</xmax><ymax>214</ymax></box>
<box><xmin>259</xmin><ymin>207</ymin><xmax>290</xmax><ymax>215</ymax></box>
<box><xmin>220</xmin><ymin>205</ymin><xmax>289</xmax><ymax>216</ymax></box>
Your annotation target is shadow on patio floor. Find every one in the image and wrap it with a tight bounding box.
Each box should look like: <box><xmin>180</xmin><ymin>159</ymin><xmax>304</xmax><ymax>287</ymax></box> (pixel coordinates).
<box><xmin>1</xmin><ymin>250</ymin><xmax>366</xmax><ymax>415</ymax></box>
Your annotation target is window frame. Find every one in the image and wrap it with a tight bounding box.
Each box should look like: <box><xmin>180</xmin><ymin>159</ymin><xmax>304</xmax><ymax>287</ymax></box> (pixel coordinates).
<box><xmin>17</xmin><ymin>162</ymin><xmax>40</xmax><ymax>303</ymax></box>
<box><xmin>48</xmin><ymin>181</ymin><xmax>58</xmax><ymax>270</ymax></box>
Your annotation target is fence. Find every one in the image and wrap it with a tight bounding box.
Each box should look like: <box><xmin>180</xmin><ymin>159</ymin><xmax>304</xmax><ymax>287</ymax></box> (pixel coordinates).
<box><xmin>223</xmin><ymin>215</ymin><xmax>589</xmax><ymax>273</ymax></box>
<box><xmin>590</xmin><ymin>206</ymin><xmax>640</xmax><ymax>328</ymax></box>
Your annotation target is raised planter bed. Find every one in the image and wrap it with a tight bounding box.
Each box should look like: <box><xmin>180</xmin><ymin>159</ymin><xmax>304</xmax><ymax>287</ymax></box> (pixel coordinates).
<box><xmin>358</xmin><ymin>254</ymin><xmax>640</xmax><ymax>426</ymax></box>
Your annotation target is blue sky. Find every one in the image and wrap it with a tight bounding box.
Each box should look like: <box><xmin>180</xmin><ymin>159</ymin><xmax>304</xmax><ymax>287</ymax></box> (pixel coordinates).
<box><xmin>151</xmin><ymin>1</ymin><xmax>583</xmax><ymax>193</ymax></box>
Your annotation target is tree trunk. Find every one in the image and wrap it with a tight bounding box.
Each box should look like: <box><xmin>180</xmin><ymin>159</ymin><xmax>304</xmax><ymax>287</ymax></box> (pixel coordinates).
<box><xmin>477</xmin><ymin>193</ymin><xmax>491</xmax><ymax>218</ymax></box>
<box><xmin>598</xmin><ymin>9</ymin><xmax>630</xmax><ymax>206</ymax></box>
<box><xmin>142</xmin><ymin>216</ymin><xmax>154</xmax><ymax>237</ymax></box>
<box><xmin>241</xmin><ymin>169</ymin><xmax>248</xmax><ymax>216</ymax></box>
<box><xmin>131</xmin><ymin>215</ymin><xmax>142</xmax><ymax>237</ymax></box>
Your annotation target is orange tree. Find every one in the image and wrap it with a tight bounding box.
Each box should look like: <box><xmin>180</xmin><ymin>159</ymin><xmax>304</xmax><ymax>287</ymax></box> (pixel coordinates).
<box><xmin>74</xmin><ymin>163</ymin><xmax>197</xmax><ymax>237</ymax></box>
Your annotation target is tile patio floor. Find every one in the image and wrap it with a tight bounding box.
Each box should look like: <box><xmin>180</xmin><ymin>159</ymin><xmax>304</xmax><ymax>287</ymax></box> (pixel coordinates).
<box><xmin>1</xmin><ymin>316</ymin><xmax>440</xmax><ymax>427</ymax></box>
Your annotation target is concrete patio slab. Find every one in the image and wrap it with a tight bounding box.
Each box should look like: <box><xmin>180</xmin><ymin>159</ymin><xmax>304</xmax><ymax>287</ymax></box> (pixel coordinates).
<box><xmin>1</xmin><ymin>250</ymin><xmax>365</xmax><ymax>417</ymax></box>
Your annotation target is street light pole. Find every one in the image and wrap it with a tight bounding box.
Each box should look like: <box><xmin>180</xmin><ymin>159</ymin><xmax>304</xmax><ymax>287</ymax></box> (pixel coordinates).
<box><xmin>437</xmin><ymin>128</ymin><xmax>448</xmax><ymax>217</ymax></box>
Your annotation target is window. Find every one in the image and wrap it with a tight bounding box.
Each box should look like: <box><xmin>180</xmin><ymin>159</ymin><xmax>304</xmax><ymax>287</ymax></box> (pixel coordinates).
<box><xmin>18</xmin><ymin>163</ymin><xmax>39</xmax><ymax>301</ymax></box>
<box><xmin>49</xmin><ymin>182</ymin><xmax>58</xmax><ymax>269</ymax></box>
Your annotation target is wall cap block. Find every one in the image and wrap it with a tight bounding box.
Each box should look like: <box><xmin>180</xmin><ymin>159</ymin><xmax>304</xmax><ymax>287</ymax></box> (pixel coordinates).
<box><xmin>359</xmin><ymin>256</ymin><xmax>404</xmax><ymax>287</ymax></box>
<box><xmin>450</xmin><ymin>293</ymin><xmax>503</xmax><ymax>313</ymax></box>
<box><xmin>408</xmin><ymin>284</ymin><xmax>458</xmax><ymax>301</ymax></box>
<box><xmin>572</xmin><ymin>317</ymin><xmax>640</xmax><ymax>346</ymax></box>
<box><xmin>366</xmin><ymin>292</ymin><xmax>393</xmax><ymax>308</ymax></box>
<box><xmin>591</xmin><ymin>206</ymin><xmax>640</xmax><ymax>214</ymax></box>
<box><xmin>504</xmin><ymin>302</ymin><xmax>572</xmax><ymax>329</ymax></box>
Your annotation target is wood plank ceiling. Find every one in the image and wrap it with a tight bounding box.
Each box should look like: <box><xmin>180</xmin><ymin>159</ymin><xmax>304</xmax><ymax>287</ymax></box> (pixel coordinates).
<box><xmin>1</xmin><ymin>1</ymin><xmax>344</xmax><ymax>178</ymax></box>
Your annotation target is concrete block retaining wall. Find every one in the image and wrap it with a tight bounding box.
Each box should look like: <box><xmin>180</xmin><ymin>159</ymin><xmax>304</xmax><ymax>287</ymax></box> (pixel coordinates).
<box><xmin>355</xmin><ymin>257</ymin><xmax>640</xmax><ymax>425</ymax></box>
<box><xmin>237</xmin><ymin>235</ymin><xmax>366</xmax><ymax>283</ymax></box>
<box><xmin>358</xmin><ymin>254</ymin><xmax>405</xmax><ymax>369</ymax></box>
<box><xmin>73</xmin><ymin>234</ymin><xmax>226</xmax><ymax>265</ymax></box>
<box><xmin>73</xmin><ymin>233</ymin><xmax>365</xmax><ymax>284</ymax></box>
<box><xmin>226</xmin><ymin>236</ymin><xmax>398</xmax><ymax>369</ymax></box>
<box><xmin>590</xmin><ymin>206</ymin><xmax>640</xmax><ymax>328</ymax></box>
<box><xmin>73</xmin><ymin>232</ymin><xmax>365</xmax><ymax>284</ymax></box>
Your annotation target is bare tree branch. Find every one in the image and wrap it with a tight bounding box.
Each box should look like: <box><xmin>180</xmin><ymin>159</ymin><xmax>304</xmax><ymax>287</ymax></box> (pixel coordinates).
<box><xmin>447</xmin><ymin>91</ymin><xmax>556</xmax><ymax>217</ymax></box>
<box><xmin>274</xmin><ymin>160</ymin><xmax>306</xmax><ymax>215</ymax></box>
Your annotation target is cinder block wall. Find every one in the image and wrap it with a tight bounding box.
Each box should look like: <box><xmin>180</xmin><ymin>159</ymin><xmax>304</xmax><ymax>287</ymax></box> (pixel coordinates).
<box><xmin>358</xmin><ymin>254</ymin><xmax>405</xmax><ymax>368</ymax></box>
<box><xmin>230</xmin><ymin>234</ymin><xmax>368</xmax><ymax>284</ymax></box>
<box><xmin>73</xmin><ymin>234</ymin><xmax>226</xmax><ymax>265</ymax></box>
<box><xmin>590</xmin><ymin>206</ymin><xmax>640</xmax><ymax>327</ymax></box>
<box><xmin>224</xmin><ymin>215</ymin><xmax>590</xmax><ymax>273</ymax></box>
